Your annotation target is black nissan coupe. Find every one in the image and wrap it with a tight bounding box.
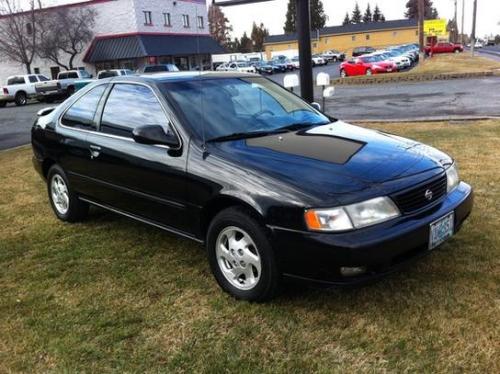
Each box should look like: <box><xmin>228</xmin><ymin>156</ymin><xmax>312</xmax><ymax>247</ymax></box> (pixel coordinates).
<box><xmin>31</xmin><ymin>72</ymin><xmax>473</xmax><ymax>301</ymax></box>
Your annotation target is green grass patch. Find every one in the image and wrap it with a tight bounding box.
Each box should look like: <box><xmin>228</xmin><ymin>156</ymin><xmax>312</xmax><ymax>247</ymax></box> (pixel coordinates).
<box><xmin>1</xmin><ymin>120</ymin><xmax>499</xmax><ymax>372</ymax></box>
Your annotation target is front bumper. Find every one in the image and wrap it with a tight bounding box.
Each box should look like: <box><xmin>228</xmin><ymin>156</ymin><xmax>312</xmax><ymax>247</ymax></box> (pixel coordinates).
<box><xmin>270</xmin><ymin>182</ymin><xmax>473</xmax><ymax>286</ymax></box>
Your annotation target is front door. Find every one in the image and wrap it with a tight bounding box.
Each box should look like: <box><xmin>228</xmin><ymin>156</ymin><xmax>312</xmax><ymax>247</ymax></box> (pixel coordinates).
<box><xmin>84</xmin><ymin>83</ymin><xmax>191</xmax><ymax>234</ymax></box>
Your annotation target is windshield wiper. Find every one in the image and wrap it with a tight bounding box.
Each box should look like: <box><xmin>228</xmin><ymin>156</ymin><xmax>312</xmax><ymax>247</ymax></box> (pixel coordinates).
<box><xmin>207</xmin><ymin>130</ymin><xmax>287</xmax><ymax>143</ymax></box>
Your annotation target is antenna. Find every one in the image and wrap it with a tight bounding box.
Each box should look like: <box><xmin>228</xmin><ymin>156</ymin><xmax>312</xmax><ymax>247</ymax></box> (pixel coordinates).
<box><xmin>195</xmin><ymin>2</ymin><xmax>207</xmax><ymax>150</ymax></box>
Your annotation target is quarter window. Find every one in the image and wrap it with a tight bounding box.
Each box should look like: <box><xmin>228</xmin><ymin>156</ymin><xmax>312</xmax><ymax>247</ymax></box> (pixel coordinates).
<box><xmin>182</xmin><ymin>14</ymin><xmax>190</xmax><ymax>28</ymax></box>
<box><xmin>61</xmin><ymin>85</ymin><xmax>107</xmax><ymax>130</ymax></box>
<box><xmin>144</xmin><ymin>11</ymin><xmax>152</xmax><ymax>25</ymax></box>
<box><xmin>100</xmin><ymin>84</ymin><xmax>168</xmax><ymax>138</ymax></box>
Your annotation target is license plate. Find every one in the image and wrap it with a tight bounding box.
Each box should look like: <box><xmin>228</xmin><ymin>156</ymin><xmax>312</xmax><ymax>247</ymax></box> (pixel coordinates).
<box><xmin>429</xmin><ymin>212</ymin><xmax>455</xmax><ymax>250</ymax></box>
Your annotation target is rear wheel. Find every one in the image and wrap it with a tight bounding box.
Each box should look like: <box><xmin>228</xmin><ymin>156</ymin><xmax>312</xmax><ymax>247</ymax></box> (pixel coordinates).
<box><xmin>14</xmin><ymin>92</ymin><xmax>27</xmax><ymax>106</ymax></box>
<box><xmin>454</xmin><ymin>49</ymin><xmax>460</xmax><ymax>53</ymax></box>
<box><xmin>366</xmin><ymin>69</ymin><xmax>373</xmax><ymax>76</ymax></box>
<box><xmin>340</xmin><ymin>69</ymin><xmax>347</xmax><ymax>78</ymax></box>
<box><xmin>207</xmin><ymin>207</ymin><xmax>280</xmax><ymax>301</ymax></box>
<box><xmin>47</xmin><ymin>165</ymin><xmax>89</xmax><ymax>222</ymax></box>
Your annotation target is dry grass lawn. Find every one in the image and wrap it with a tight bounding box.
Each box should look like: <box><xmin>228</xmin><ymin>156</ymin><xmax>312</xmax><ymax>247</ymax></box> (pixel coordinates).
<box><xmin>407</xmin><ymin>53</ymin><xmax>500</xmax><ymax>75</ymax></box>
<box><xmin>0</xmin><ymin>120</ymin><xmax>499</xmax><ymax>372</ymax></box>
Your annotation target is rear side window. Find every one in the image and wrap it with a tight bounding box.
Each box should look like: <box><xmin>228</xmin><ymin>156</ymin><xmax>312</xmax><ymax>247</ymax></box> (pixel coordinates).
<box><xmin>7</xmin><ymin>76</ymin><xmax>25</xmax><ymax>85</ymax></box>
<box><xmin>61</xmin><ymin>85</ymin><xmax>107</xmax><ymax>130</ymax></box>
<box><xmin>100</xmin><ymin>84</ymin><xmax>167</xmax><ymax>138</ymax></box>
<box><xmin>58</xmin><ymin>73</ymin><xmax>67</xmax><ymax>79</ymax></box>
<box><xmin>67</xmin><ymin>72</ymin><xmax>79</xmax><ymax>79</ymax></box>
<box><xmin>28</xmin><ymin>75</ymin><xmax>38</xmax><ymax>83</ymax></box>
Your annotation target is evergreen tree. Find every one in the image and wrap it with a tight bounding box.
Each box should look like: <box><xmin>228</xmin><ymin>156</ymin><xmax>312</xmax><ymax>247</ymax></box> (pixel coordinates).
<box><xmin>283</xmin><ymin>0</ymin><xmax>327</xmax><ymax>33</ymax></box>
<box><xmin>363</xmin><ymin>4</ymin><xmax>372</xmax><ymax>23</ymax></box>
<box><xmin>372</xmin><ymin>4</ymin><xmax>382</xmax><ymax>22</ymax></box>
<box><xmin>380</xmin><ymin>14</ymin><xmax>385</xmax><ymax>22</ymax></box>
<box><xmin>239</xmin><ymin>32</ymin><xmax>253</xmax><ymax>53</ymax></box>
<box><xmin>405</xmin><ymin>0</ymin><xmax>439</xmax><ymax>20</ymax></box>
<box><xmin>208</xmin><ymin>5</ymin><xmax>232</xmax><ymax>49</ymax></box>
<box><xmin>250</xmin><ymin>22</ymin><xmax>269</xmax><ymax>52</ymax></box>
<box><xmin>342</xmin><ymin>12</ymin><xmax>351</xmax><ymax>26</ymax></box>
<box><xmin>351</xmin><ymin>2</ymin><xmax>362</xmax><ymax>24</ymax></box>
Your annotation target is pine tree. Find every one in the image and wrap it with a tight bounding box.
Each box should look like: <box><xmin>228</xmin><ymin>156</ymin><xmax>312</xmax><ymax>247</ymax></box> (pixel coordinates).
<box><xmin>405</xmin><ymin>0</ymin><xmax>439</xmax><ymax>20</ymax></box>
<box><xmin>342</xmin><ymin>12</ymin><xmax>351</xmax><ymax>26</ymax></box>
<box><xmin>380</xmin><ymin>14</ymin><xmax>385</xmax><ymax>22</ymax></box>
<box><xmin>363</xmin><ymin>4</ymin><xmax>372</xmax><ymax>23</ymax></box>
<box><xmin>239</xmin><ymin>32</ymin><xmax>253</xmax><ymax>53</ymax></box>
<box><xmin>283</xmin><ymin>0</ymin><xmax>327</xmax><ymax>33</ymax></box>
<box><xmin>372</xmin><ymin>4</ymin><xmax>382</xmax><ymax>22</ymax></box>
<box><xmin>208</xmin><ymin>5</ymin><xmax>232</xmax><ymax>49</ymax></box>
<box><xmin>351</xmin><ymin>2</ymin><xmax>362</xmax><ymax>24</ymax></box>
<box><xmin>250</xmin><ymin>22</ymin><xmax>269</xmax><ymax>52</ymax></box>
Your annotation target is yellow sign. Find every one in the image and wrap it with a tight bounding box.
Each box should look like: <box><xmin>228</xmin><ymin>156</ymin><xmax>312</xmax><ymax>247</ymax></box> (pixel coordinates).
<box><xmin>424</xmin><ymin>19</ymin><xmax>448</xmax><ymax>36</ymax></box>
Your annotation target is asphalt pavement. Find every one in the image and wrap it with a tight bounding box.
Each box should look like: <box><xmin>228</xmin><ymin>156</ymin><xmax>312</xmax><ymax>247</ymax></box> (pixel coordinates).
<box><xmin>1</xmin><ymin>76</ymin><xmax>500</xmax><ymax>151</ymax></box>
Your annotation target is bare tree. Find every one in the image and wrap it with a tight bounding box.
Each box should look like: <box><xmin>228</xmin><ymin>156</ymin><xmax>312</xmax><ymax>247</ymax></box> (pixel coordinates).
<box><xmin>38</xmin><ymin>7</ymin><xmax>97</xmax><ymax>70</ymax></box>
<box><xmin>0</xmin><ymin>0</ymin><xmax>42</xmax><ymax>74</ymax></box>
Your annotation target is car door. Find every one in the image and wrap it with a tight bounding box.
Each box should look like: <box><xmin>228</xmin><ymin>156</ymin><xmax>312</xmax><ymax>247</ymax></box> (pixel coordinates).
<box><xmin>84</xmin><ymin>82</ymin><xmax>191</xmax><ymax>233</ymax></box>
<box><xmin>56</xmin><ymin>83</ymin><xmax>108</xmax><ymax>196</ymax></box>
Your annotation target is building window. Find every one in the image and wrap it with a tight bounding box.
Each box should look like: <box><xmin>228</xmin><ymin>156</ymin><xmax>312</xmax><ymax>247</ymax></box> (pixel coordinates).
<box><xmin>163</xmin><ymin>12</ymin><xmax>171</xmax><ymax>27</ymax></box>
<box><xmin>197</xmin><ymin>16</ymin><xmax>204</xmax><ymax>29</ymax></box>
<box><xmin>26</xmin><ymin>22</ymin><xmax>33</xmax><ymax>35</ymax></box>
<box><xmin>352</xmin><ymin>35</ymin><xmax>356</xmax><ymax>41</ymax></box>
<box><xmin>34</xmin><ymin>67</ymin><xmax>40</xmax><ymax>74</ymax></box>
<box><xmin>143</xmin><ymin>11</ymin><xmax>152</xmax><ymax>25</ymax></box>
<box><xmin>182</xmin><ymin>14</ymin><xmax>190</xmax><ymax>28</ymax></box>
<box><xmin>366</xmin><ymin>34</ymin><xmax>370</xmax><ymax>40</ymax></box>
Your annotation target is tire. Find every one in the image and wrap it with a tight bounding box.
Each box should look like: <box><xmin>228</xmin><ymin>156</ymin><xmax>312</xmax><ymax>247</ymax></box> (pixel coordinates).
<box><xmin>340</xmin><ymin>69</ymin><xmax>347</xmax><ymax>78</ymax></box>
<box><xmin>206</xmin><ymin>207</ymin><xmax>280</xmax><ymax>302</ymax></box>
<box><xmin>366</xmin><ymin>69</ymin><xmax>373</xmax><ymax>76</ymax></box>
<box><xmin>47</xmin><ymin>165</ymin><xmax>89</xmax><ymax>222</ymax></box>
<box><xmin>332</xmin><ymin>57</ymin><xmax>338</xmax><ymax>62</ymax></box>
<box><xmin>14</xmin><ymin>91</ymin><xmax>27</xmax><ymax>106</ymax></box>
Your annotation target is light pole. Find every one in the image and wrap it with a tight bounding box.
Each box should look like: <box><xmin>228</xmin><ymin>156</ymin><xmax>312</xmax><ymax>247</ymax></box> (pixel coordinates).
<box><xmin>461</xmin><ymin>0</ymin><xmax>465</xmax><ymax>44</ymax></box>
<box><xmin>418</xmin><ymin>0</ymin><xmax>425</xmax><ymax>61</ymax></box>
<box><xmin>212</xmin><ymin>0</ymin><xmax>314</xmax><ymax>102</ymax></box>
<box><xmin>471</xmin><ymin>0</ymin><xmax>477</xmax><ymax>56</ymax></box>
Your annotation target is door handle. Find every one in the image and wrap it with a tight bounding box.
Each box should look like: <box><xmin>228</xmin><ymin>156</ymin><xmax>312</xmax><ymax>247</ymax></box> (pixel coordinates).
<box><xmin>89</xmin><ymin>145</ymin><xmax>101</xmax><ymax>159</ymax></box>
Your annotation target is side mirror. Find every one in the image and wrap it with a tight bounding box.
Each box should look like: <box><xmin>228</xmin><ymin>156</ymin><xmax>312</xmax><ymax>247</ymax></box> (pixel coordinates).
<box><xmin>311</xmin><ymin>102</ymin><xmax>321</xmax><ymax>111</ymax></box>
<box><xmin>132</xmin><ymin>125</ymin><xmax>180</xmax><ymax>148</ymax></box>
<box><xmin>37</xmin><ymin>107</ymin><xmax>56</xmax><ymax>117</ymax></box>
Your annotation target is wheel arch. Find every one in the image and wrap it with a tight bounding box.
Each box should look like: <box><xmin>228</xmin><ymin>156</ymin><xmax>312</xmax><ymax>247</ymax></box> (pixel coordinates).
<box><xmin>42</xmin><ymin>158</ymin><xmax>57</xmax><ymax>178</ymax></box>
<box><xmin>200</xmin><ymin>194</ymin><xmax>266</xmax><ymax>239</ymax></box>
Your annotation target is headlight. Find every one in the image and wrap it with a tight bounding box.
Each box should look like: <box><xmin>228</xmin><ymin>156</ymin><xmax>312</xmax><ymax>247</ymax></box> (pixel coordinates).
<box><xmin>446</xmin><ymin>163</ymin><xmax>460</xmax><ymax>193</ymax></box>
<box><xmin>305</xmin><ymin>197</ymin><xmax>400</xmax><ymax>232</ymax></box>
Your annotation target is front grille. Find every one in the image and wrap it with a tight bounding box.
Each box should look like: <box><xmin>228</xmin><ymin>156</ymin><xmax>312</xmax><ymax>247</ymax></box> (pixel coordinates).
<box><xmin>391</xmin><ymin>174</ymin><xmax>447</xmax><ymax>214</ymax></box>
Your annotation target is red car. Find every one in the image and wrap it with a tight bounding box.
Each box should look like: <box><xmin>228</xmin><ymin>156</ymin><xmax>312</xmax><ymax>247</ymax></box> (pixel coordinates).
<box><xmin>425</xmin><ymin>42</ymin><xmax>464</xmax><ymax>55</ymax></box>
<box><xmin>340</xmin><ymin>56</ymin><xmax>397</xmax><ymax>77</ymax></box>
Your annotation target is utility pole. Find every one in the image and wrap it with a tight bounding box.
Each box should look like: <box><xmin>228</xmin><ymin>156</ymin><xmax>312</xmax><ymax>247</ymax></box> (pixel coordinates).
<box><xmin>418</xmin><ymin>0</ymin><xmax>425</xmax><ymax>61</ymax></box>
<box><xmin>461</xmin><ymin>0</ymin><xmax>465</xmax><ymax>44</ymax></box>
<box><xmin>453</xmin><ymin>0</ymin><xmax>458</xmax><ymax>42</ymax></box>
<box><xmin>471</xmin><ymin>0</ymin><xmax>477</xmax><ymax>56</ymax></box>
<box><xmin>296</xmin><ymin>0</ymin><xmax>314</xmax><ymax>102</ymax></box>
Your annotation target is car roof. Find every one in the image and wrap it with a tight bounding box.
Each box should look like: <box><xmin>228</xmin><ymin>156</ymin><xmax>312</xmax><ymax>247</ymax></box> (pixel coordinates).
<box><xmin>106</xmin><ymin>71</ymin><xmax>259</xmax><ymax>84</ymax></box>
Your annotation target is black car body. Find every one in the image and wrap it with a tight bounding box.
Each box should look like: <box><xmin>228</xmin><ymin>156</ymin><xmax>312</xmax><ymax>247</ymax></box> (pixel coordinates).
<box><xmin>32</xmin><ymin>72</ymin><xmax>473</xmax><ymax>301</ymax></box>
<box><xmin>254</xmin><ymin>61</ymin><xmax>274</xmax><ymax>75</ymax></box>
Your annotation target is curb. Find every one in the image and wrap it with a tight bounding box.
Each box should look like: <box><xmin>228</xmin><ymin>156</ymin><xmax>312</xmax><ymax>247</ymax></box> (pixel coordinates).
<box><xmin>331</xmin><ymin>70</ymin><xmax>498</xmax><ymax>86</ymax></box>
<box><xmin>0</xmin><ymin>144</ymin><xmax>31</xmax><ymax>154</ymax></box>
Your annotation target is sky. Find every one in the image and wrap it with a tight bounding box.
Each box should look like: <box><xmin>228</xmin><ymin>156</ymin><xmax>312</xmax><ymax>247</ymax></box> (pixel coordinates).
<box><xmin>34</xmin><ymin>0</ymin><xmax>500</xmax><ymax>39</ymax></box>
<box><xmin>220</xmin><ymin>0</ymin><xmax>500</xmax><ymax>39</ymax></box>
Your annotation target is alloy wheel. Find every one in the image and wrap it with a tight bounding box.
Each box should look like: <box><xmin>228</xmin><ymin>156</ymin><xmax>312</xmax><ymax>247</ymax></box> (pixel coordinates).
<box><xmin>50</xmin><ymin>174</ymin><xmax>69</xmax><ymax>215</ymax></box>
<box><xmin>215</xmin><ymin>226</ymin><xmax>262</xmax><ymax>291</ymax></box>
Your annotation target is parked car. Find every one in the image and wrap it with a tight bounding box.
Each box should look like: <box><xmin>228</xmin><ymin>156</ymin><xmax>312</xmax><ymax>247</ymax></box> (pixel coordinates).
<box><xmin>340</xmin><ymin>56</ymin><xmax>397</xmax><ymax>77</ymax></box>
<box><xmin>253</xmin><ymin>61</ymin><xmax>274</xmax><ymax>75</ymax></box>
<box><xmin>352</xmin><ymin>46</ymin><xmax>376</xmax><ymax>57</ymax></box>
<box><xmin>373</xmin><ymin>50</ymin><xmax>411</xmax><ymax>69</ymax></box>
<box><xmin>216</xmin><ymin>61</ymin><xmax>256</xmax><ymax>73</ymax></box>
<box><xmin>425</xmin><ymin>42</ymin><xmax>464</xmax><ymax>55</ymax></box>
<box><xmin>97</xmin><ymin>69</ymin><xmax>135</xmax><ymax>79</ymax></box>
<box><xmin>35</xmin><ymin>69</ymin><xmax>92</xmax><ymax>102</ymax></box>
<box><xmin>290</xmin><ymin>56</ymin><xmax>300</xmax><ymax>69</ymax></box>
<box><xmin>0</xmin><ymin>74</ymin><xmax>50</xmax><ymax>107</ymax></box>
<box><xmin>32</xmin><ymin>72</ymin><xmax>473</xmax><ymax>301</ymax></box>
<box><xmin>312</xmin><ymin>55</ymin><xmax>327</xmax><ymax>66</ymax></box>
<box><xmin>269</xmin><ymin>60</ymin><xmax>288</xmax><ymax>73</ymax></box>
<box><xmin>142</xmin><ymin>64</ymin><xmax>180</xmax><ymax>74</ymax></box>
<box><xmin>320</xmin><ymin>50</ymin><xmax>346</xmax><ymax>62</ymax></box>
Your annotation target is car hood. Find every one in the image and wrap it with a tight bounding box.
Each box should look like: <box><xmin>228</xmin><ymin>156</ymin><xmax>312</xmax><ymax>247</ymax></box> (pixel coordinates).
<box><xmin>209</xmin><ymin>121</ymin><xmax>452</xmax><ymax>203</ymax></box>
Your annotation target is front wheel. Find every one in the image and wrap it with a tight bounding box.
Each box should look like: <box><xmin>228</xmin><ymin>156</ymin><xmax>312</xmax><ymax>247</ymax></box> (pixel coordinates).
<box><xmin>366</xmin><ymin>69</ymin><xmax>373</xmax><ymax>76</ymax></box>
<box><xmin>47</xmin><ymin>165</ymin><xmax>89</xmax><ymax>222</ymax></box>
<box><xmin>207</xmin><ymin>207</ymin><xmax>280</xmax><ymax>302</ymax></box>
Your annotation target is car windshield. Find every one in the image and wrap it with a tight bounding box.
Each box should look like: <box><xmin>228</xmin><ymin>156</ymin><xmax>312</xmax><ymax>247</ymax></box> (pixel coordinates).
<box><xmin>161</xmin><ymin>77</ymin><xmax>330</xmax><ymax>141</ymax></box>
<box><xmin>362</xmin><ymin>56</ymin><xmax>379</xmax><ymax>63</ymax></box>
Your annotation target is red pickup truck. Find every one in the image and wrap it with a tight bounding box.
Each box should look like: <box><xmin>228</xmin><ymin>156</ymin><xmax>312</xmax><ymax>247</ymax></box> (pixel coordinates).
<box><xmin>425</xmin><ymin>42</ymin><xmax>464</xmax><ymax>55</ymax></box>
